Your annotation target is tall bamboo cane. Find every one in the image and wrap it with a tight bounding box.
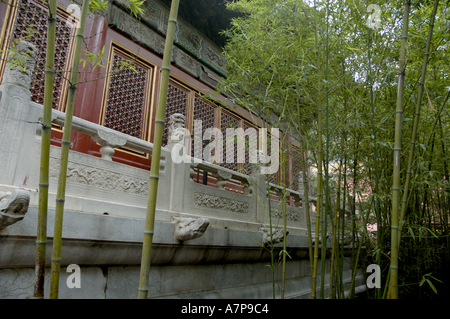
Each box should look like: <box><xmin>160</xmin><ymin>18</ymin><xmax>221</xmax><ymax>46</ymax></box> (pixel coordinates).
<box><xmin>49</xmin><ymin>0</ymin><xmax>90</xmax><ymax>299</ymax></box>
<box><xmin>301</xmin><ymin>137</ymin><xmax>313</xmax><ymax>279</ymax></box>
<box><xmin>367</xmin><ymin>7</ymin><xmax>382</xmax><ymax>299</ymax></box>
<box><xmin>281</xmin><ymin>129</ymin><xmax>288</xmax><ymax>299</ymax></box>
<box><xmin>296</xmin><ymin>97</ymin><xmax>313</xmax><ymax>282</ymax></box>
<box><xmin>339</xmin><ymin>61</ymin><xmax>348</xmax><ymax>299</ymax></box>
<box><xmin>384</xmin><ymin>1</ymin><xmax>439</xmax><ymax>296</ymax></box>
<box><xmin>138</xmin><ymin>0</ymin><xmax>180</xmax><ymax>299</ymax></box>
<box><xmin>320</xmin><ymin>0</ymin><xmax>330</xmax><ymax>298</ymax></box>
<box><xmin>389</xmin><ymin>0</ymin><xmax>411</xmax><ymax>299</ymax></box>
<box><xmin>329</xmin><ymin>147</ymin><xmax>343</xmax><ymax>299</ymax></box>
<box><xmin>398</xmin><ymin>0</ymin><xmax>439</xmax><ymax>245</ymax></box>
<box><xmin>311</xmin><ymin>0</ymin><xmax>323</xmax><ymax>299</ymax></box>
<box><xmin>33</xmin><ymin>0</ymin><xmax>56</xmax><ymax>299</ymax></box>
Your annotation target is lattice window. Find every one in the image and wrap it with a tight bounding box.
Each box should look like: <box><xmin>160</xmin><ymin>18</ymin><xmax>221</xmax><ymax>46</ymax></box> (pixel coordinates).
<box><xmin>192</xmin><ymin>94</ymin><xmax>216</xmax><ymax>159</ymax></box>
<box><xmin>12</xmin><ymin>0</ymin><xmax>74</xmax><ymax>109</ymax></box>
<box><xmin>265</xmin><ymin>131</ymin><xmax>279</xmax><ymax>185</ymax></box>
<box><xmin>220</xmin><ymin>110</ymin><xmax>240</xmax><ymax>171</ymax></box>
<box><xmin>103</xmin><ymin>51</ymin><xmax>151</xmax><ymax>139</ymax></box>
<box><xmin>162</xmin><ymin>82</ymin><xmax>189</xmax><ymax>146</ymax></box>
<box><xmin>290</xmin><ymin>146</ymin><xmax>304</xmax><ymax>191</ymax></box>
<box><xmin>242</xmin><ymin>121</ymin><xmax>259</xmax><ymax>175</ymax></box>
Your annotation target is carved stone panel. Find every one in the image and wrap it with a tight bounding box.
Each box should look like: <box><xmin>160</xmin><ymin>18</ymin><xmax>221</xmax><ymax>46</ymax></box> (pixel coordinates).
<box><xmin>194</xmin><ymin>192</ymin><xmax>249</xmax><ymax>215</ymax></box>
<box><xmin>48</xmin><ymin>146</ymin><xmax>150</xmax><ymax>197</ymax></box>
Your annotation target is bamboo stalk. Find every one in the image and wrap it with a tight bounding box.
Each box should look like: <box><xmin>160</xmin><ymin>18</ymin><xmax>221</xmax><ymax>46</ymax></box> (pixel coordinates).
<box><xmin>389</xmin><ymin>0</ymin><xmax>411</xmax><ymax>299</ymax></box>
<box><xmin>398</xmin><ymin>0</ymin><xmax>439</xmax><ymax>249</ymax></box>
<box><xmin>320</xmin><ymin>0</ymin><xmax>330</xmax><ymax>298</ymax></box>
<box><xmin>33</xmin><ymin>0</ymin><xmax>56</xmax><ymax>299</ymax></box>
<box><xmin>311</xmin><ymin>0</ymin><xmax>323</xmax><ymax>299</ymax></box>
<box><xmin>339</xmin><ymin>62</ymin><xmax>348</xmax><ymax>299</ymax></box>
<box><xmin>296</xmin><ymin>95</ymin><xmax>313</xmax><ymax>284</ymax></box>
<box><xmin>367</xmin><ymin>8</ymin><xmax>382</xmax><ymax>299</ymax></box>
<box><xmin>329</xmin><ymin>153</ymin><xmax>342</xmax><ymax>299</ymax></box>
<box><xmin>49</xmin><ymin>0</ymin><xmax>90</xmax><ymax>299</ymax></box>
<box><xmin>137</xmin><ymin>0</ymin><xmax>180</xmax><ymax>299</ymax></box>
<box><xmin>348</xmin><ymin>192</ymin><xmax>370</xmax><ymax>299</ymax></box>
<box><xmin>281</xmin><ymin>133</ymin><xmax>288</xmax><ymax>299</ymax></box>
<box><xmin>301</xmin><ymin>140</ymin><xmax>313</xmax><ymax>279</ymax></box>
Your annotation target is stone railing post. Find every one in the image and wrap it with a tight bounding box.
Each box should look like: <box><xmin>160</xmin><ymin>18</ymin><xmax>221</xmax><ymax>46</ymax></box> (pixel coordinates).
<box><xmin>91</xmin><ymin>129</ymin><xmax>127</xmax><ymax>161</ymax></box>
<box><xmin>0</xmin><ymin>41</ymin><xmax>38</xmax><ymax>185</ymax></box>
<box><xmin>211</xmin><ymin>169</ymin><xmax>232</xmax><ymax>190</ymax></box>
<box><xmin>248</xmin><ymin>150</ymin><xmax>269</xmax><ymax>224</ymax></box>
<box><xmin>165</xmin><ymin>113</ymin><xmax>189</xmax><ymax>212</ymax></box>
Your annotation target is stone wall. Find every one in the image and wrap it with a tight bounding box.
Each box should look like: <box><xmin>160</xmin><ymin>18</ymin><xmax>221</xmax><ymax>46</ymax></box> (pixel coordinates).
<box><xmin>0</xmin><ymin>207</ymin><xmax>364</xmax><ymax>299</ymax></box>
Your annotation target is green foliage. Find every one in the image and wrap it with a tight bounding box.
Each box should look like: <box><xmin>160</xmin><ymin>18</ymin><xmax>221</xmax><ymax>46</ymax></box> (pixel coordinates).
<box><xmin>89</xmin><ymin>0</ymin><xmax>109</xmax><ymax>13</ymax></box>
<box><xmin>221</xmin><ymin>0</ymin><xmax>450</xmax><ymax>299</ymax></box>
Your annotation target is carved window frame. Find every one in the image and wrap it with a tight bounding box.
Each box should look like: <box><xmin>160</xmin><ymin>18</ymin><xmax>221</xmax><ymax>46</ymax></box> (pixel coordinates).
<box><xmin>98</xmin><ymin>42</ymin><xmax>156</xmax><ymax>157</ymax></box>
<box><xmin>0</xmin><ymin>0</ymin><xmax>76</xmax><ymax>111</ymax></box>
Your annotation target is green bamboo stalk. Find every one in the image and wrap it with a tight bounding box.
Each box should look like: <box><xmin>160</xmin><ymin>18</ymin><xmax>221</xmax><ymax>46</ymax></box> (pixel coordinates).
<box><xmin>311</xmin><ymin>0</ymin><xmax>323</xmax><ymax>299</ymax></box>
<box><xmin>349</xmin><ymin>128</ymin><xmax>358</xmax><ymax>299</ymax></box>
<box><xmin>329</xmin><ymin>153</ymin><xmax>343</xmax><ymax>299</ymax></box>
<box><xmin>348</xmin><ymin>192</ymin><xmax>370</xmax><ymax>299</ymax></box>
<box><xmin>281</xmin><ymin>135</ymin><xmax>288</xmax><ymax>299</ymax></box>
<box><xmin>296</xmin><ymin>97</ymin><xmax>313</xmax><ymax>282</ymax></box>
<box><xmin>137</xmin><ymin>0</ymin><xmax>180</xmax><ymax>299</ymax></box>
<box><xmin>367</xmin><ymin>7</ymin><xmax>382</xmax><ymax>299</ymax></box>
<box><xmin>49</xmin><ymin>0</ymin><xmax>90</xmax><ymax>299</ymax></box>
<box><xmin>301</xmin><ymin>140</ymin><xmax>313</xmax><ymax>278</ymax></box>
<box><xmin>320</xmin><ymin>0</ymin><xmax>330</xmax><ymax>298</ymax></box>
<box><xmin>339</xmin><ymin>61</ymin><xmax>348</xmax><ymax>299</ymax></box>
<box><xmin>398</xmin><ymin>0</ymin><xmax>439</xmax><ymax>248</ymax></box>
<box><xmin>33</xmin><ymin>0</ymin><xmax>56</xmax><ymax>299</ymax></box>
<box><xmin>389</xmin><ymin>0</ymin><xmax>411</xmax><ymax>299</ymax></box>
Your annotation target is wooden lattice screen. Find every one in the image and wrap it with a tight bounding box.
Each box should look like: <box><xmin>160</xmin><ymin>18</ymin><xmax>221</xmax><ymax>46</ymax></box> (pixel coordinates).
<box><xmin>103</xmin><ymin>51</ymin><xmax>152</xmax><ymax>139</ymax></box>
<box><xmin>12</xmin><ymin>0</ymin><xmax>74</xmax><ymax>109</ymax></box>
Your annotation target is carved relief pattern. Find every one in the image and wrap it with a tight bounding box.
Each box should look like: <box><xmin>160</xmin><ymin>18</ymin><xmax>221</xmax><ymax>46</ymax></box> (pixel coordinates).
<box><xmin>202</xmin><ymin>44</ymin><xmax>226</xmax><ymax>71</ymax></box>
<box><xmin>192</xmin><ymin>95</ymin><xmax>216</xmax><ymax>158</ymax></box>
<box><xmin>272</xmin><ymin>209</ymin><xmax>301</xmax><ymax>222</ymax></box>
<box><xmin>194</xmin><ymin>192</ymin><xmax>249</xmax><ymax>214</ymax></box>
<box><xmin>49</xmin><ymin>158</ymin><xmax>149</xmax><ymax>196</ymax></box>
<box><xmin>178</xmin><ymin>24</ymin><xmax>201</xmax><ymax>58</ymax></box>
<box><xmin>163</xmin><ymin>83</ymin><xmax>188</xmax><ymax>146</ymax></box>
<box><xmin>104</xmin><ymin>53</ymin><xmax>149</xmax><ymax>138</ymax></box>
<box><xmin>220</xmin><ymin>110</ymin><xmax>239</xmax><ymax>172</ymax></box>
<box><xmin>13</xmin><ymin>0</ymin><xmax>73</xmax><ymax>108</ymax></box>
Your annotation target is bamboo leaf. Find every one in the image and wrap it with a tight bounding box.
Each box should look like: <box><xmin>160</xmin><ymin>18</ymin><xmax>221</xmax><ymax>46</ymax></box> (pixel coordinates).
<box><xmin>425</xmin><ymin>227</ymin><xmax>439</xmax><ymax>239</ymax></box>
<box><xmin>419</xmin><ymin>276</ymin><xmax>426</xmax><ymax>286</ymax></box>
<box><xmin>426</xmin><ymin>279</ymin><xmax>438</xmax><ymax>294</ymax></box>
<box><xmin>425</xmin><ymin>86</ymin><xmax>434</xmax><ymax>110</ymax></box>
<box><xmin>408</xmin><ymin>226</ymin><xmax>415</xmax><ymax>240</ymax></box>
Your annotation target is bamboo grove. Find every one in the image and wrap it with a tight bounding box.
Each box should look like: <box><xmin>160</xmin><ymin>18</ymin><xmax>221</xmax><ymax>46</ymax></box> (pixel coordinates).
<box><xmin>219</xmin><ymin>0</ymin><xmax>450</xmax><ymax>298</ymax></box>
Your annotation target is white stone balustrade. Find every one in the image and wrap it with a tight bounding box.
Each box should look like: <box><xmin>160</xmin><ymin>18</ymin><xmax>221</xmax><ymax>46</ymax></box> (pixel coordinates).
<box><xmin>0</xmin><ymin>42</ymin><xmax>307</xmax><ymax>235</ymax></box>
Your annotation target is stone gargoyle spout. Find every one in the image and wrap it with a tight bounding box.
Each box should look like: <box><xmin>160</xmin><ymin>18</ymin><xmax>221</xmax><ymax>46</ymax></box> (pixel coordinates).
<box><xmin>173</xmin><ymin>217</ymin><xmax>210</xmax><ymax>242</ymax></box>
<box><xmin>260</xmin><ymin>226</ymin><xmax>289</xmax><ymax>247</ymax></box>
<box><xmin>0</xmin><ymin>189</ymin><xmax>30</xmax><ymax>228</ymax></box>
